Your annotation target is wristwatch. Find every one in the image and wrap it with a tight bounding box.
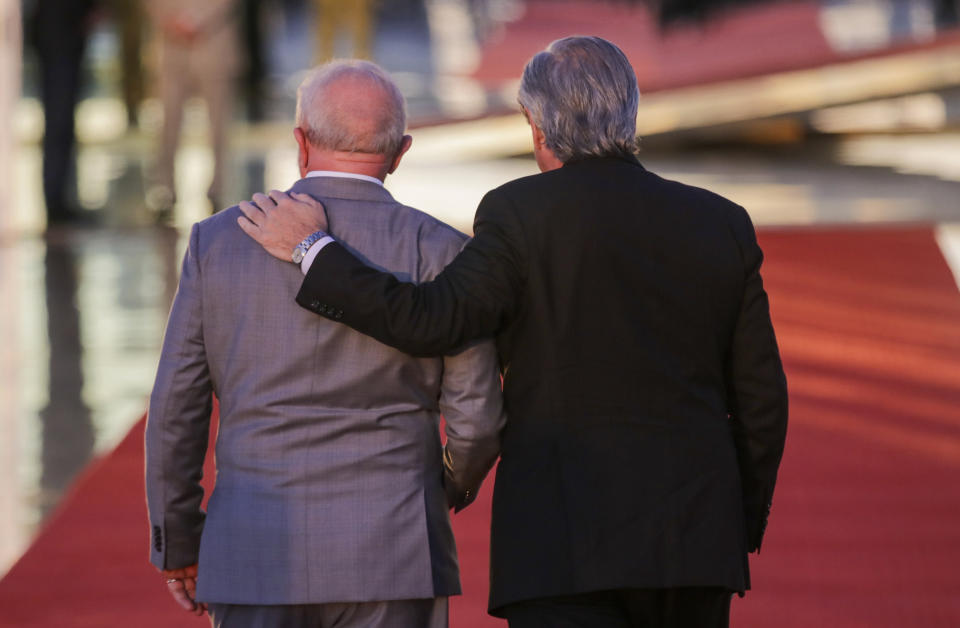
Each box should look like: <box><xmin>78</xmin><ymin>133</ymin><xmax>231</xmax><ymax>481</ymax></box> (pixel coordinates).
<box><xmin>292</xmin><ymin>230</ymin><xmax>328</xmax><ymax>264</ymax></box>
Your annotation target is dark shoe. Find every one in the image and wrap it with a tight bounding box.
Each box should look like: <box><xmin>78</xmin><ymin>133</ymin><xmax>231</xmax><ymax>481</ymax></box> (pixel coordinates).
<box><xmin>46</xmin><ymin>205</ymin><xmax>101</xmax><ymax>229</ymax></box>
<box><xmin>145</xmin><ymin>185</ymin><xmax>175</xmax><ymax>224</ymax></box>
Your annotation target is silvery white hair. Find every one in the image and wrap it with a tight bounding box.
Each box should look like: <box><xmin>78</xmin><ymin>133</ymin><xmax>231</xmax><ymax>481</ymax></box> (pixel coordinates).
<box><xmin>518</xmin><ymin>36</ymin><xmax>640</xmax><ymax>162</ymax></box>
<box><xmin>295</xmin><ymin>59</ymin><xmax>406</xmax><ymax>155</ymax></box>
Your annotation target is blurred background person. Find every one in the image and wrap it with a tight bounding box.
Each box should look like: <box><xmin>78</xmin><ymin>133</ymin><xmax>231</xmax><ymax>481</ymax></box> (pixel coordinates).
<box><xmin>241</xmin><ymin>0</ymin><xmax>268</xmax><ymax>121</ymax></box>
<box><xmin>107</xmin><ymin>0</ymin><xmax>145</xmax><ymax>128</ymax></box>
<box><xmin>934</xmin><ymin>0</ymin><xmax>959</xmax><ymax>27</ymax></box>
<box><xmin>925</xmin><ymin>0</ymin><xmax>959</xmax><ymax>36</ymax></box>
<box><xmin>32</xmin><ymin>0</ymin><xmax>96</xmax><ymax>226</ymax></box>
<box><xmin>0</xmin><ymin>0</ymin><xmax>18</xmax><ymax>236</ymax></box>
<box><xmin>313</xmin><ymin>0</ymin><xmax>377</xmax><ymax>62</ymax></box>
<box><xmin>145</xmin><ymin>0</ymin><xmax>241</xmax><ymax>218</ymax></box>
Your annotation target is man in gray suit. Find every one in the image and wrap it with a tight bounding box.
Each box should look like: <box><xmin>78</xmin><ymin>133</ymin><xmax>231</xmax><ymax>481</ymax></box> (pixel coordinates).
<box><xmin>145</xmin><ymin>60</ymin><xmax>505</xmax><ymax>628</ymax></box>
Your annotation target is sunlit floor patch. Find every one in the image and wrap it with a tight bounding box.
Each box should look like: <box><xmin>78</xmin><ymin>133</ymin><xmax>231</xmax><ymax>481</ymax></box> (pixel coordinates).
<box><xmin>935</xmin><ymin>223</ymin><xmax>960</xmax><ymax>291</ymax></box>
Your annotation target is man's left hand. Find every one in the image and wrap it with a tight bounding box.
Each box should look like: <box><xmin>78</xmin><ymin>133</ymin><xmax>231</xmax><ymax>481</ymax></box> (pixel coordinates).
<box><xmin>162</xmin><ymin>563</ymin><xmax>207</xmax><ymax>616</ymax></box>
<box><xmin>237</xmin><ymin>190</ymin><xmax>329</xmax><ymax>262</ymax></box>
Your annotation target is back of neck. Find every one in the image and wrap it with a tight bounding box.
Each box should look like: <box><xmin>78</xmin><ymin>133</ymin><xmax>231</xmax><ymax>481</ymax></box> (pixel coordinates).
<box><xmin>302</xmin><ymin>149</ymin><xmax>390</xmax><ymax>181</ymax></box>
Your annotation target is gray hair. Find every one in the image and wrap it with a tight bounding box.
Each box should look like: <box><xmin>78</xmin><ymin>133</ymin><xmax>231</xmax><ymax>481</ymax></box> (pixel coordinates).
<box><xmin>518</xmin><ymin>36</ymin><xmax>640</xmax><ymax>162</ymax></box>
<box><xmin>295</xmin><ymin>60</ymin><xmax>406</xmax><ymax>155</ymax></box>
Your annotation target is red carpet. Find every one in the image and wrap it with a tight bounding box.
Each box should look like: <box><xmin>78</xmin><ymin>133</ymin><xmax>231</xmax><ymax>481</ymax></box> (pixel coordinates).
<box><xmin>733</xmin><ymin>227</ymin><xmax>960</xmax><ymax>627</ymax></box>
<box><xmin>2</xmin><ymin>227</ymin><xmax>959</xmax><ymax>626</ymax></box>
<box><xmin>471</xmin><ymin>0</ymin><xmax>960</xmax><ymax>92</ymax></box>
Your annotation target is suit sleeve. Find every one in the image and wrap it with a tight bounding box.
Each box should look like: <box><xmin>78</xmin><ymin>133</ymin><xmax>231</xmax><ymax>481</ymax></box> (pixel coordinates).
<box><xmin>439</xmin><ymin>339</ymin><xmax>505</xmax><ymax>512</ymax></box>
<box><xmin>145</xmin><ymin>223</ymin><xmax>213</xmax><ymax>570</ymax></box>
<box><xmin>297</xmin><ymin>188</ymin><xmax>526</xmax><ymax>356</ymax></box>
<box><xmin>727</xmin><ymin>208</ymin><xmax>789</xmax><ymax>553</ymax></box>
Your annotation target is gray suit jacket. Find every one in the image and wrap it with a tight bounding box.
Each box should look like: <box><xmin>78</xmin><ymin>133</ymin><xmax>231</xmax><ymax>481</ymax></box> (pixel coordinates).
<box><xmin>145</xmin><ymin>176</ymin><xmax>504</xmax><ymax>605</ymax></box>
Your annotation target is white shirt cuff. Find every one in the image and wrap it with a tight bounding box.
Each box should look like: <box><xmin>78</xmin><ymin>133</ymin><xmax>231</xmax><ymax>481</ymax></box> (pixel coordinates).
<box><xmin>300</xmin><ymin>235</ymin><xmax>335</xmax><ymax>275</ymax></box>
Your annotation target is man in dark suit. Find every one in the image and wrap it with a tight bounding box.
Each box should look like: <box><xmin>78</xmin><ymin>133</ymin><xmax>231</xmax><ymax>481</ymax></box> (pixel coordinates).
<box><xmin>237</xmin><ymin>36</ymin><xmax>788</xmax><ymax>628</ymax></box>
<box><xmin>33</xmin><ymin>0</ymin><xmax>96</xmax><ymax>225</ymax></box>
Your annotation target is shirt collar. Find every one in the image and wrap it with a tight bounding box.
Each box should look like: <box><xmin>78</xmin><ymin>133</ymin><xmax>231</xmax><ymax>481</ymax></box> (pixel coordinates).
<box><xmin>305</xmin><ymin>170</ymin><xmax>384</xmax><ymax>187</ymax></box>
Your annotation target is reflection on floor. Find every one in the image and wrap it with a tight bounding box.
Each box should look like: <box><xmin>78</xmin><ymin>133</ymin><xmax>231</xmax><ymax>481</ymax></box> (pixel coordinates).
<box><xmin>0</xmin><ymin>226</ymin><xmax>180</xmax><ymax>574</ymax></box>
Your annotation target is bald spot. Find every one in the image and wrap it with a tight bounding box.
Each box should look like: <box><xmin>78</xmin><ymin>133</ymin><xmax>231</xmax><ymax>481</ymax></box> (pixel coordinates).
<box><xmin>309</xmin><ymin>74</ymin><xmax>395</xmax><ymax>153</ymax></box>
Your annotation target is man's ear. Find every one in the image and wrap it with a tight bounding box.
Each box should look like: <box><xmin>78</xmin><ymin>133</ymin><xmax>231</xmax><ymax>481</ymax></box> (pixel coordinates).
<box><xmin>387</xmin><ymin>135</ymin><xmax>413</xmax><ymax>175</ymax></box>
<box><xmin>294</xmin><ymin>127</ymin><xmax>309</xmax><ymax>177</ymax></box>
<box><xmin>531</xmin><ymin>124</ymin><xmax>547</xmax><ymax>150</ymax></box>
<box><xmin>530</xmin><ymin>123</ymin><xmax>563</xmax><ymax>172</ymax></box>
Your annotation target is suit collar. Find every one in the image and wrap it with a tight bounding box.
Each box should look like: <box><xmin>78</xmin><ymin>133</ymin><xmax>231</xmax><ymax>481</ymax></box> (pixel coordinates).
<box><xmin>288</xmin><ymin>176</ymin><xmax>397</xmax><ymax>203</ymax></box>
<box><xmin>304</xmin><ymin>170</ymin><xmax>384</xmax><ymax>187</ymax></box>
<box><xmin>563</xmin><ymin>153</ymin><xmax>645</xmax><ymax>171</ymax></box>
